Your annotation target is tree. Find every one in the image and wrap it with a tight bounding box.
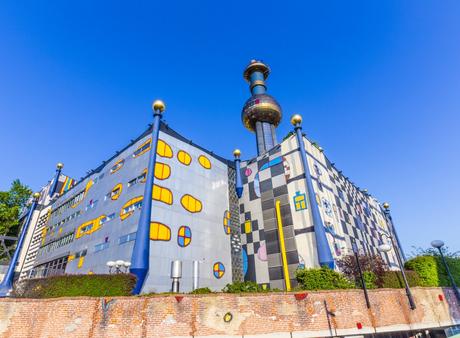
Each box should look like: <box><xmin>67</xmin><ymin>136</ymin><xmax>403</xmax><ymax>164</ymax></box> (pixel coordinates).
<box><xmin>409</xmin><ymin>246</ymin><xmax>460</xmax><ymax>259</ymax></box>
<box><xmin>0</xmin><ymin>180</ymin><xmax>32</xmax><ymax>236</ymax></box>
<box><xmin>336</xmin><ymin>253</ymin><xmax>389</xmax><ymax>287</ymax></box>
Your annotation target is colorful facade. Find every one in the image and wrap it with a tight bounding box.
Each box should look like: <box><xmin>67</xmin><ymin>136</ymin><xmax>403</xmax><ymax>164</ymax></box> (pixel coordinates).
<box><xmin>11</xmin><ymin>60</ymin><xmax>403</xmax><ymax>294</ymax></box>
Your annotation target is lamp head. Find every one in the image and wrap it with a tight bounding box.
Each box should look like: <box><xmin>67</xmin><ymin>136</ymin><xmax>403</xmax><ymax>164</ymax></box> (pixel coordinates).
<box><xmin>290</xmin><ymin>114</ymin><xmax>302</xmax><ymax>126</ymax></box>
<box><xmin>106</xmin><ymin>261</ymin><xmax>115</xmax><ymax>267</ymax></box>
<box><xmin>382</xmin><ymin>202</ymin><xmax>390</xmax><ymax>210</ymax></box>
<box><xmin>56</xmin><ymin>162</ymin><xmax>64</xmax><ymax>170</ymax></box>
<box><xmin>115</xmin><ymin>260</ymin><xmax>125</xmax><ymax>266</ymax></box>
<box><xmin>152</xmin><ymin>99</ymin><xmax>166</xmax><ymax>113</ymax></box>
<box><xmin>123</xmin><ymin>261</ymin><xmax>131</xmax><ymax>268</ymax></box>
<box><xmin>32</xmin><ymin>192</ymin><xmax>40</xmax><ymax>200</ymax></box>
<box><xmin>431</xmin><ymin>240</ymin><xmax>445</xmax><ymax>249</ymax></box>
<box><xmin>378</xmin><ymin>243</ymin><xmax>392</xmax><ymax>253</ymax></box>
<box><xmin>233</xmin><ymin>149</ymin><xmax>241</xmax><ymax>159</ymax></box>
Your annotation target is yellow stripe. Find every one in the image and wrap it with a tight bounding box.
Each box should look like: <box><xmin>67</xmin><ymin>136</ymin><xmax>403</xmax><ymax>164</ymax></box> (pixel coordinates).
<box><xmin>275</xmin><ymin>200</ymin><xmax>291</xmax><ymax>291</ymax></box>
<box><xmin>59</xmin><ymin>177</ymin><xmax>68</xmax><ymax>194</ymax></box>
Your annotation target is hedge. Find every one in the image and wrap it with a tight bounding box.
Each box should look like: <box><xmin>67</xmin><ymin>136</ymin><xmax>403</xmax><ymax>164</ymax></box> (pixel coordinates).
<box><xmin>295</xmin><ymin>267</ymin><xmax>354</xmax><ymax>290</ymax></box>
<box><xmin>381</xmin><ymin>270</ymin><xmax>420</xmax><ymax>288</ymax></box>
<box><xmin>190</xmin><ymin>287</ymin><xmax>213</xmax><ymax>294</ymax></box>
<box><xmin>404</xmin><ymin>255</ymin><xmax>460</xmax><ymax>287</ymax></box>
<box><xmin>222</xmin><ymin>281</ymin><xmax>277</xmax><ymax>293</ymax></box>
<box><xmin>13</xmin><ymin>274</ymin><xmax>137</xmax><ymax>298</ymax></box>
<box><xmin>354</xmin><ymin>271</ymin><xmax>377</xmax><ymax>289</ymax></box>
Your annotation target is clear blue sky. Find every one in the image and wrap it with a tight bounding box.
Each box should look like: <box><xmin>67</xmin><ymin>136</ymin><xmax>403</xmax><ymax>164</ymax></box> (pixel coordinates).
<box><xmin>1</xmin><ymin>1</ymin><xmax>459</xmax><ymax>253</ymax></box>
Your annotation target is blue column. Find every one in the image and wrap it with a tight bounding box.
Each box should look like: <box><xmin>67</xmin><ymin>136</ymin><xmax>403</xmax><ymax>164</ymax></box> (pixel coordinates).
<box><xmin>249</xmin><ymin>71</ymin><xmax>266</xmax><ymax>95</ymax></box>
<box><xmin>0</xmin><ymin>193</ymin><xmax>40</xmax><ymax>296</ymax></box>
<box><xmin>48</xmin><ymin>163</ymin><xmax>63</xmax><ymax>197</ymax></box>
<box><xmin>233</xmin><ymin>149</ymin><xmax>243</xmax><ymax>198</ymax></box>
<box><xmin>130</xmin><ymin>100</ymin><xmax>165</xmax><ymax>294</ymax></box>
<box><xmin>291</xmin><ymin>115</ymin><xmax>334</xmax><ymax>269</ymax></box>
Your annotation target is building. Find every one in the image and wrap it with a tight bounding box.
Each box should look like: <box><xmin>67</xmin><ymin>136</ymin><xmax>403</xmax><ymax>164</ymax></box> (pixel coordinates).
<box><xmin>8</xmin><ymin>60</ymin><xmax>403</xmax><ymax>294</ymax></box>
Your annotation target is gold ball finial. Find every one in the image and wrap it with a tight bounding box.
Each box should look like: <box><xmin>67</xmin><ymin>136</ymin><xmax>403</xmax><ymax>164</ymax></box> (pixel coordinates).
<box><xmin>33</xmin><ymin>192</ymin><xmax>40</xmax><ymax>200</ymax></box>
<box><xmin>233</xmin><ymin>149</ymin><xmax>241</xmax><ymax>158</ymax></box>
<box><xmin>56</xmin><ymin>162</ymin><xmax>64</xmax><ymax>170</ymax></box>
<box><xmin>152</xmin><ymin>99</ymin><xmax>166</xmax><ymax>113</ymax></box>
<box><xmin>290</xmin><ymin>114</ymin><xmax>302</xmax><ymax>126</ymax></box>
<box><xmin>383</xmin><ymin>202</ymin><xmax>390</xmax><ymax>210</ymax></box>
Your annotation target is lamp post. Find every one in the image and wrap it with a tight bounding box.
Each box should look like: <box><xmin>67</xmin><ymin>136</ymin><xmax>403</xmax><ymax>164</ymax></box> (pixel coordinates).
<box><xmin>352</xmin><ymin>240</ymin><xmax>371</xmax><ymax>309</ymax></box>
<box><xmin>382</xmin><ymin>202</ymin><xmax>406</xmax><ymax>262</ymax></box>
<box><xmin>48</xmin><ymin>163</ymin><xmax>64</xmax><ymax>198</ymax></box>
<box><xmin>290</xmin><ymin>114</ymin><xmax>334</xmax><ymax>269</ymax></box>
<box><xmin>0</xmin><ymin>192</ymin><xmax>41</xmax><ymax>297</ymax></box>
<box><xmin>130</xmin><ymin>99</ymin><xmax>165</xmax><ymax>295</ymax></box>
<box><xmin>378</xmin><ymin>231</ymin><xmax>416</xmax><ymax>310</ymax></box>
<box><xmin>431</xmin><ymin>240</ymin><xmax>460</xmax><ymax>302</ymax></box>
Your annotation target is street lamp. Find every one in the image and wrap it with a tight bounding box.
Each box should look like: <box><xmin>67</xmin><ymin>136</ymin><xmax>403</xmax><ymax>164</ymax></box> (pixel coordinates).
<box><xmin>106</xmin><ymin>260</ymin><xmax>131</xmax><ymax>274</ymax></box>
<box><xmin>351</xmin><ymin>240</ymin><xmax>371</xmax><ymax>309</ymax></box>
<box><xmin>378</xmin><ymin>232</ymin><xmax>416</xmax><ymax>310</ymax></box>
<box><xmin>431</xmin><ymin>240</ymin><xmax>460</xmax><ymax>302</ymax></box>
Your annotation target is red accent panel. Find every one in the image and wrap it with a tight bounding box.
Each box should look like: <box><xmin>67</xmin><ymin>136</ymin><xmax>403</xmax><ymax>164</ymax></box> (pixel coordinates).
<box><xmin>438</xmin><ymin>294</ymin><xmax>444</xmax><ymax>301</ymax></box>
<box><xmin>356</xmin><ymin>322</ymin><xmax>363</xmax><ymax>329</ymax></box>
<box><xmin>294</xmin><ymin>293</ymin><xmax>308</xmax><ymax>301</ymax></box>
<box><xmin>175</xmin><ymin>296</ymin><xmax>184</xmax><ymax>303</ymax></box>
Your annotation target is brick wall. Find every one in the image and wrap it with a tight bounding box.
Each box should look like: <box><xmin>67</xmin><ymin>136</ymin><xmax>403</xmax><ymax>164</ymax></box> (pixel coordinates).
<box><xmin>0</xmin><ymin>287</ymin><xmax>458</xmax><ymax>337</ymax></box>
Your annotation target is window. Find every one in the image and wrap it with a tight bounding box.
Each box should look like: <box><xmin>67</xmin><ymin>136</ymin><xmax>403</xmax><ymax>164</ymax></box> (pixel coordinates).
<box><xmin>30</xmin><ymin>256</ymin><xmax>69</xmax><ymax>278</ymax></box>
<box><xmin>180</xmin><ymin>194</ymin><xmax>202</xmax><ymax>213</ymax></box>
<box><xmin>177</xmin><ymin>150</ymin><xmax>192</xmax><ymax>165</ymax></box>
<box><xmin>120</xmin><ymin>196</ymin><xmax>143</xmax><ymax>220</ymax></box>
<box><xmin>153</xmin><ymin>185</ymin><xmax>173</xmax><ymax>205</ymax></box>
<box><xmin>198</xmin><ymin>155</ymin><xmax>211</xmax><ymax>169</ymax></box>
<box><xmin>50</xmin><ymin>190</ymin><xmax>85</xmax><ymax>217</ymax></box>
<box><xmin>133</xmin><ymin>139</ymin><xmax>151</xmax><ymax>157</ymax></box>
<box><xmin>128</xmin><ymin>170</ymin><xmax>147</xmax><ymax>187</ymax></box>
<box><xmin>110</xmin><ymin>159</ymin><xmax>124</xmax><ymax>174</ymax></box>
<box><xmin>110</xmin><ymin>184</ymin><xmax>122</xmax><ymax>200</ymax></box>
<box><xmin>154</xmin><ymin>162</ymin><xmax>171</xmax><ymax>180</ymax></box>
<box><xmin>75</xmin><ymin>215</ymin><xmax>105</xmax><ymax>239</ymax></box>
<box><xmin>38</xmin><ymin>232</ymin><xmax>75</xmax><ymax>256</ymax></box>
<box><xmin>150</xmin><ymin>222</ymin><xmax>171</xmax><ymax>241</ymax></box>
<box><xmin>119</xmin><ymin>232</ymin><xmax>136</xmax><ymax>244</ymax></box>
<box><xmin>157</xmin><ymin>139</ymin><xmax>173</xmax><ymax>158</ymax></box>
<box><xmin>100</xmin><ymin>212</ymin><xmax>116</xmax><ymax>225</ymax></box>
<box><xmin>94</xmin><ymin>242</ymin><xmax>109</xmax><ymax>252</ymax></box>
<box><xmin>75</xmin><ymin>249</ymin><xmax>87</xmax><ymax>258</ymax></box>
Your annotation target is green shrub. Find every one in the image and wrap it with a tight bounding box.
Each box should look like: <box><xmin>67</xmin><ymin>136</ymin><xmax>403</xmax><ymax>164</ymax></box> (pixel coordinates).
<box><xmin>404</xmin><ymin>255</ymin><xmax>460</xmax><ymax>287</ymax></box>
<box><xmin>190</xmin><ymin>287</ymin><xmax>213</xmax><ymax>294</ymax></box>
<box><xmin>381</xmin><ymin>270</ymin><xmax>420</xmax><ymax>288</ymax></box>
<box><xmin>295</xmin><ymin>267</ymin><xmax>354</xmax><ymax>290</ymax></box>
<box><xmin>222</xmin><ymin>281</ymin><xmax>272</xmax><ymax>293</ymax></box>
<box><xmin>355</xmin><ymin>271</ymin><xmax>377</xmax><ymax>289</ymax></box>
<box><xmin>12</xmin><ymin>274</ymin><xmax>137</xmax><ymax>298</ymax></box>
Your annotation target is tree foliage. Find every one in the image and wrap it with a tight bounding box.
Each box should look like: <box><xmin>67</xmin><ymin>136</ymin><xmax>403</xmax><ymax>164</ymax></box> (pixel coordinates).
<box><xmin>404</xmin><ymin>255</ymin><xmax>460</xmax><ymax>287</ymax></box>
<box><xmin>409</xmin><ymin>246</ymin><xmax>460</xmax><ymax>259</ymax></box>
<box><xmin>336</xmin><ymin>254</ymin><xmax>389</xmax><ymax>287</ymax></box>
<box><xmin>0</xmin><ymin>180</ymin><xmax>32</xmax><ymax>236</ymax></box>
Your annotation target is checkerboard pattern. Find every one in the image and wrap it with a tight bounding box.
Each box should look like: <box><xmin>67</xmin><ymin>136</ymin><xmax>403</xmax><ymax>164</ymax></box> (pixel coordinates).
<box><xmin>239</xmin><ymin>145</ymin><xmax>299</xmax><ymax>290</ymax></box>
<box><xmin>238</xmin><ymin>137</ymin><xmax>401</xmax><ymax>290</ymax></box>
